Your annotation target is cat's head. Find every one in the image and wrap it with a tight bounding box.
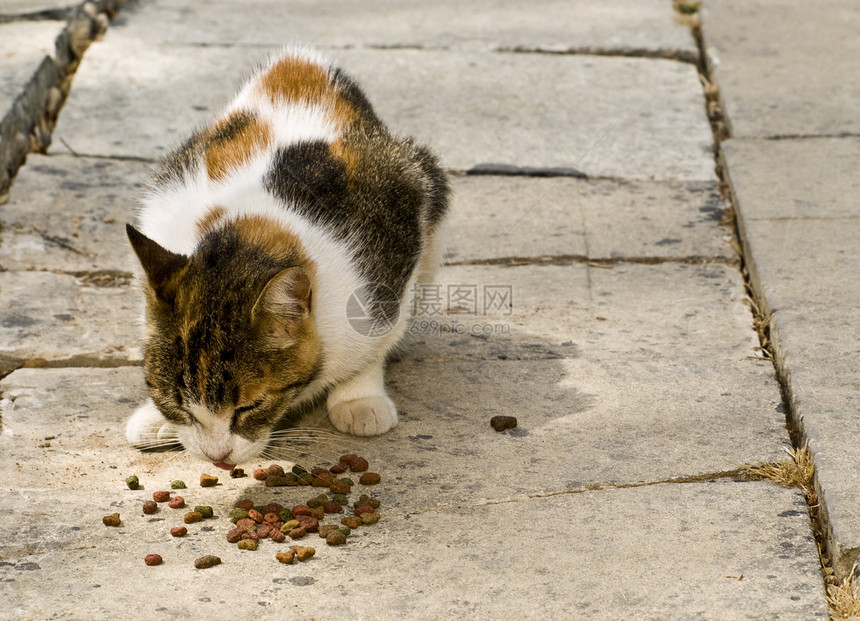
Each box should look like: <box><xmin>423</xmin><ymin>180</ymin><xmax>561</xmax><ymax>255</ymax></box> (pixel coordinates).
<box><xmin>126</xmin><ymin>221</ymin><xmax>321</xmax><ymax>467</ymax></box>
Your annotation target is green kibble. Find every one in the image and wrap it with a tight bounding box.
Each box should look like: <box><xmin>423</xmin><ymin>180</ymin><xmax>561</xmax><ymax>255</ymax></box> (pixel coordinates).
<box><xmin>194</xmin><ymin>505</ymin><xmax>214</xmax><ymax>519</ymax></box>
<box><xmin>125</xmin><ymin>475</ymin><xmax>140</xmax><ymax>490</ymax></box>
<box><xmin>278</xmin><ymin>508</ymin><xmax>293</xmax><ymax>522</ymax></box>
<box><xmin>340</xmin><ymin>478</ymin><xmax>354</xmax><ymax>486</ymax></box>
<box><xmin>229</xmin><ymin>508</ymin><xmax>249</xmax><ymax>523</ymax></box>
<box><xmin>298</xmin><ymin>471</ymin><xmax>313</xmax><ymax>481</ymax></box>
<box><xmin>332</xmin><ymin>493</ymin><xmax>349</xmax><ymax>505</ymax></box>
<box><xmin>291</xmin><ymin>464</ymin><xmax>308</xmax><ymax>475</ymax></box>
<box><xmin>338</xmin><ymin>526</ymin><xmax>350</xmax><ymax>536</ymax></box>
<box><xmin>170</xmin><ymin>480</ymin><xmax>187</xmax><ymax>489</ymax></box>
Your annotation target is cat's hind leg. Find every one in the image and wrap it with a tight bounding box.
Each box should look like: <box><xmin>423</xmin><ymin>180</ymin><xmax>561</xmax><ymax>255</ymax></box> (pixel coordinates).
<box><xmin>126</xmin><ymin>399</ymin><xmax>180</xmax><ymax>448</ymax></box>
<box><xmin>327</xmin><ymin>362</ymin><xmax>397</xmax><ymax>436</ymax></box>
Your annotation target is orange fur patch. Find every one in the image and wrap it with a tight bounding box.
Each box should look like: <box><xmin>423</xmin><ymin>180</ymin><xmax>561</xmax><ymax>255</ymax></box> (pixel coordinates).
<box><xmin>233</xmin><ymin>215</ymin><xmax>316</xmax><ymax>280</ymax></box>
<box><xmin>196</xmin><ymin>205</ymin><xmax>226</xmax><ymax>236</ymax></box>
<box><xmin>204</xmin><ymin>114</ymin><xmax>271</xmax><ymax>181</ymax></box>
<box><xmin>258</xmin><ymin>56</ymin><xmax>355</xmax><ymax>130</ymax></box>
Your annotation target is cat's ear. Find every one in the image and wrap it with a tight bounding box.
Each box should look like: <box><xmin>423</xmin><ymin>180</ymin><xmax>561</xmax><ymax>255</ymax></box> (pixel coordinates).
<box><xmin>251</xmin><ymin>267</ymin><xmax>312</xmax><ymax>343</ymax></box>
<box><xmin>126</xmin><ymin>224</ymin><xmax>189</xmax><ymax>303</ymax></box>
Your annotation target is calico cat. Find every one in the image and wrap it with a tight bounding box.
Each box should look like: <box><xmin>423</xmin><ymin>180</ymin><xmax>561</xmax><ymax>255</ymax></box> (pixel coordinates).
<box><xmin>125</xmin><ymin>47</ymin><xmax>449</xmax><ymax>469</ymax></box>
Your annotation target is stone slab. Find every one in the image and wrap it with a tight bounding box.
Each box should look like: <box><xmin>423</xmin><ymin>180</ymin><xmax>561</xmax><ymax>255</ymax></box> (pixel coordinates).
<box><xmin>52</xmin><ymin>41</ymin><xmax>715</xmax><ymax>180</ymax></box>
<box><xmin>0</xmin><ymin>1</ymin><xmax>77</xmax><ymax>16</ymax></box>
<box><xmin>0</xmin><ymin>21</ymin><xmax>62</xmax><ymax>114</ymax></box>
<box><xmin>0</xmin><ymin>154</ymin><xmax>149</xmax><ymax>272</ymax></box>
<box><xmin>0</xmin><ymin>475</ymin><xmax>827</xmax><ymax>619</ymax></box>
<box><xmin>702</xmin><ymin>0</ymin><xmax>860</xmax><ymax>138</ymax></box>
<box><xmin>447</xmin><ymin>176</ymin><xmax>732</xmax><ymax>263</ymax></box>
<box><xmin>0</xmin><ymin>271</ymin><xmax>141</xmax><ymax>368</ymax></box>
<box><xmin>111</xmin><ymin>0</ymin><xmax>697</xmax><ymax>58</ymax></box>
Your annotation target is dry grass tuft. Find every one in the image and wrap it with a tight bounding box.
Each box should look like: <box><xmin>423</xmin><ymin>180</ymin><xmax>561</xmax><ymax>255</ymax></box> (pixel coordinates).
<box><xmin>828</xmin><ymin>564</ymin><xmax>860</xmax><ymax>620</ymax></box>
<box><xmin>673</xmin><ymin>0</ymin><xmax>702</xmax><ymax>28</ymax></box>
<box><xmin>739</xmin><ymin>443</ymin><xmax>814</xmax><ymax>490</ymax></box>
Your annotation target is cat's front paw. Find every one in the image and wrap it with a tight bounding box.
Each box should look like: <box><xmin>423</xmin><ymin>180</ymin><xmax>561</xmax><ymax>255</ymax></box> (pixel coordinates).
<box><xmin>328</xmin><ymin>395</ymin><xmax>398</xmax><ymax>436</ymax></box>
<box><xmin>126</xmin><ymin>400</ymin><xmax>180</xmax><ymax>448</ymax></box>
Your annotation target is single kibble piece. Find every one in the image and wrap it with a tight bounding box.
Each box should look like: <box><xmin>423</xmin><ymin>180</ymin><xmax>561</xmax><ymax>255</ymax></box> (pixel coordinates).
<box><xmin>270</xmin><ymin>530</ymin><xmax>286</xmax><ymax>543</ymax></box>
<box><xmin>142</xmin><ymin>501</ymin><xmax>158</xmax><ymax>515</ymax></box>
<box><xmin>102</xmin><ymin>513</ymin><xmax>121</xmax><ymax>526</ymax></box>
<box><xmin>288</xmin><ymin>527</ymin><xmax>307</xmax><ymax>540</ymax></box>
<box><xmin>236</xmin><ymin>518</ymin><xmax>257</xmax><ymax>530</ymax></box>
<box><xmin>170</xmin><ymin>480</ymin><xmax>187</xmax><ymax>489</ymax></box>
<box><xmin>262</xmin><ymin>502</ymin><xmax>284</xmax><ymax>515</ymax></box>
<box><xmin>168</xmin><ymin>496</ymin><xmax>185</xmax><ymax>509</ymax></box>
<box><xmin>253</xmin><ymin>468</ymin><xmax>268</xmax><ymax>481</ymax></box>
<box><xmin>257</xmin><ymin>523</ymin><xmax>272</xmax><ymax>539</ymax></box>
<box><xmin>226</xmin><ymin>527</ymin><xmax>244</xmax><ymax>543</ymax></box>
<box><xmin>323</xmin><ymin>502</ymin><xmax>343</xmax><ymax>514</ymax></box>
<box><xmin>338</xmin><ymin>526</ymin><xmax>351</xmax><ymax>536</ymax></box>
<box><xmin>234</xmin><ymin>499</ymin><xmax>254</xmax><ymax>511</ymax></box>
<box><xmin>348</xmin><ymin>457</ymin><xmax>369</xmax><ymax>473</ymax></box>
<box><xmin>354</xmin><ymin>505</ymin><xmax>374</xmax><ymax>516</ymax></box>
<box><xmin>326</xmin><ymin>530</ymin><xmax>348</xmax><ymax>546</ymax></box>
<box><xmin>360</xmin><ymin>512</ymin><xmax>381</xmax><ymax>525</ymax></box>
<box><xmin>297</xmin><ymin>516</ymin><xmax>319</xmax><ymax>532</ymax></box>
<box><xmin>170</xmin><ymin>526</ymin><xmax>187</xmax><ymax>537</ymax></box>
<box><xmin>152</xmin><ymin>490</ymin><xmax>170</xmax><ymax>502</ymax></box>
<box><xmin>125</xmin><ymin>475</ymin><xmax>140</xmax><ymax>490</ymax></box>
<box><xmin>265</xmin><ymin>475</ymin><xmax>294</xmax><ymax>487</ymax></box>
<box><xmin>356</xmin><ymin>495</ymin><xmax>381</xmax><ymax>509</ymax></box>
<box><xmin>278</xmin><ymin>508</ymin><xmax>293</xmax><ymax>522</ymax></box>
<box><xmin>317</xmin><ymin>524</ymin><xmax>337</xmax><ymax>538</ymax></box>
<box><xmin>293</xmin><ymin>546</ymin><xmax>315</xmax><ymax>561</ymax></box>
<box><xmin>280</xmin><ymin>520</ymin><xmax>301</xmax><ymax>533</ymax></box>
<box><xmin>291</xmin><ymin>505</ymin><xmax>311</xmax><ymax>517</ymax></box>
<box><xmin>268</xmin><ymin>464</ymin><xmax>286</xmax><ymax>476</ymax></box>
<box><xmin>229</xmin><ymin>508</ymin><xmax>249</xmax><ymax>523</ymax></box>
<box><xmin>237</xmin><ymin>539</ymin><xmax>258</xmax><ymax>551</ymax></box>
<box><xmin>230</xmin><ymin>467</ymin><xmax>246</xmax><ymax>478</ymax></box>
<box><xmin>339</xmin><ymin>454</ymin><xmax>358</xmax><ymax>466</ymax></box>
<box><xmin>194</xmin><ymin>555</ymin><xmax>221</xmax><ymax>569</ymax></box>
<box><xmin>276</xmin><ymin>550</ymin><xmax>296</xmax><ymax>564</ymax></box>
<box><xmin>248</xmin><ymin>509</ymin><xmax>263</xmax><ymax>523</ymax></box>
<box><xmin>490</xmin><ymin>415</ymin><xmax>518</xmax><ymax>432</ymax></box>
<box><xmin>184</xmin><ymin>511</ymin><xmax>204</xmax><ymax>524</ymax></box>
<box><xmin>341</xmin><ymin>516</ymin><xmax>363</xmax><ymax>529</ymax></box>
<box><xmin>339</xmin><ymin>478</ymin><xmax>355</xmax><ymax>487</ymax></box>
<box><xmin>291</xmin><ymin>464</ymin><xmax>308</xmax><ymax>476</ymax></box>
<box><xmin>194</xmin><ymin>505</ymin><xmax>214</xmax><ymax>519</ymax></box>
<box><xmin>328</xmin><ymin>482</ymin><xmax>350</xmax><ymax>495</ymax></box>
<box><xmin>144</xmin><ymin>554</ymin><xmax>163</xmax><ymax>566</ymax></box>
<box><xmin>200</xmin><ymin>473</ymin><xmax>218</xmax><ymax>487</ymax></box>
<box><xmin>241</xmin><ymin>530</ymin><xmax>260</xmax><ymax>542</ymax></box>
<box><xmin>329</xmin><ymin>463</ymin><xmax>347</xmax><ymax>474</ymax></box>
<box><xmin>359</xmin><ymin>472</ymin><xmax>381</xmax><ymax>485</ymax></box>
<box><xmin>332</xmin><ymin>494</ymin><xmax>349</xmax><ymax>505</ymax></box>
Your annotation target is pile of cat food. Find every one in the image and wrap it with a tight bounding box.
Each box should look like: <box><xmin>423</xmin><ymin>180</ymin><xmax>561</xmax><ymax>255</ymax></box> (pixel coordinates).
<box><xmin>103</xmin><ymin>454</ymin><xmax>382</xmax><ymax>568</ymax></box>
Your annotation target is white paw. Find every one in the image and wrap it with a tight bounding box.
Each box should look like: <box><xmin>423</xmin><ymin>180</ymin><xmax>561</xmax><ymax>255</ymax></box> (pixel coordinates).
<box><xmin>328</xmin><ymin>395</ymin><xmax>398</xmax><ymax>436</ymax></box>
<box><xmin>126</xmin><ymin>400</ymin><xmax>179</xmax><ymax>447</ymax></box>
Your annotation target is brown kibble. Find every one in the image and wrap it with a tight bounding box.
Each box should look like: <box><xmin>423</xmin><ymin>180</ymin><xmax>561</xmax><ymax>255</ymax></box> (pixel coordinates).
<box><xmin>167</xmin><ymin>496</ymin><xmax>185</xmax><ymax>509</ymax></box>
<box><xmin>354</xmin><ymin>505</ymin><xmax>374</xmax><ymax>516</ymax></box>
<box><xmin>194</xmin><ymin>555</ymin><xmax>221</xmax><ymax>569</ymax></box>
<box><xmin>270</xmin><ymin>529</ymin><xmax>286</xmax><ymax>543</ymax></box>
<box><xmin>323</xmin><ymin>502</ymin><xmax>343</xmax><ymax>514</ymax></box>
<box><xmin>310</xmin><ymin>506</ymin><xmax>325</xmax><ymax>520</ymax></box>
<box><xmin>144</xmin><ymin>553</ymin><xmax>163</xmax><ymax>566</ymax></box>
<box><xmin>348</xmin><ymin>456</ymin><xmax>369</xmax><ymax>472</ymax></box>
<box><xmin>339</xmin><ymin>453</ymin><xmax>359</xmax><ymax>465</ymax></box>
<box><xmin>293</xmin><ymin>546</ymin><xmax>315</xmax><ymax>561</ymax></box>
<box><xmin>237</xmin><ymin>539</ymin><xmax>258</xmax><ymax>551</ymax></box>
<box><xmin>276</xmin><ymin>550</ymin><xmax>296</xmax><ymax>564</ymax></box>
<box><xmin>341</xmin><ymin>516</ymin><xmax>363</xmax><ymax>529</ymax></box>
<box><xmin>234</xmin><ymin>499</ymin><xmax>254</xmax><ymax>510</ymax></box>
<box><xmin>226</xmin><ymin>527</ymin><xmax>244</xmax><ymax>543</ymax></box>
<box><xmin>184</xmin><ymin>511</ymin><xmax>204</xmax><ymax>524</ymax></box>
<box><xmin>326</xmin><ymin>530</ymin><xmax>347</xmax><ymax>545</ymax></box>
<box><xmin>248</xmin><ymin>509</ymin><xmax>263</xmax><ymax>523</ymax></box>
<box><xmin>200</xmin><ymin>473</ymin><xmax>218</xmax><ymax>487</ymax></box>
<box><xmin>359</xmin><ymin>472</ymin><xmax>381</xmax><ymax>485</ymax></box>
<box><xmin>152</xmin><ymin>490</ymin><xmax>170</xmax><ymax>502</ymax></box>
<box><xmin>267</xmin><ymin>464</ymin><xmax>285</xmax><ymax>476</ymax></box>
<box><xmin>102</xmin><ymin>512</ymin><xmax>121</xmax><ymax>526</ymax></box>
<box><xmin>328</xmin><ymin>482</ymin><xmax>350</xmax><ymax>494</ymax></box>
<box><xmin>296</xmin><ymin>516</ymin><xmax>319</xmax><ymax>532</ymax></box>
<box><xmin>142</xmin><ymin>501</ymin><xmax>158</xmax><ymax>515</ymax></box>
<box><xmin>253</xmin><ymin>468</ymin><xmax>268</xmax><ymax>480</ymax></box>
<box><xmin>263</xmin><ymin>512</ymin><xmax>280</xmax><ymax>524</ymax></box>
<box><xmin>288</xmin><ymin>527</ymin><xmax>307</xmax><ymax>539</ymax></box>
<box><xmin>360</xmin><ymin>512</ymin><xmax>381</xmax><ymax>525</ymax></box>
<box><xmin>318</xmin><ymin>524</ymin><xmax>338</xmax><ymax>538</ymax></box>
<box><xmin>329</xmin><ymin>463</ymin><xmax>347</xmax><ymax>474</ymax></box>
<box><xmin>490</xmin><ymin>415</ymin><xmax>518</xmax><ymax>432</ymax></box>
<box><xmin>170</xmin><ymin>526</ymin><xmax>187</xmax><ymax>537</ymax></box>
<box><xmin>291</xmin><ymin>504</ymin><xmax>311</xmax><ymax>517</ymax></box>
<box><xmin>261</xmin><ymin>503</ymin><xmax>284</xmax><ymax>515</ymax></box>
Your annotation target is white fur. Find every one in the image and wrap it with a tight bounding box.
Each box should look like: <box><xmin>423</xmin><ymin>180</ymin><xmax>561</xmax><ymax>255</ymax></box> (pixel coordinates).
<box><xmin>129</xmin><ymin>47</ymin><xmax>445</xmax><ymax>462</ymax></box>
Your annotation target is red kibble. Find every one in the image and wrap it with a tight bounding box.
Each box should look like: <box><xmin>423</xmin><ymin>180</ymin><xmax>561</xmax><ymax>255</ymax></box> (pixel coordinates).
<box><xmin>142</xmin><ymin>500</ymin><xmax>158</xmax><ymax>515</ymax></box>
<box><xmin>167</xmin><ymin>496</ymin><xmax>185</xmax><ymax>509</ymax></box>
<box><xmin>170</xmin><ymin>526</ymin><xmax>187</xmax><ymax>537</ymax></box>
<box><xmin>261</xmin><ymin>503</ymin><xmax>283</xmax><ymax>515</ymax></box>
<box><xmin>263</xmin><ymin>512</ymin><xmax>280</xmax><ymax>524</ymax></box>
<box><xmin>257</xmin><ymin>523</ymin><xmax>272</xmax><ymax>538</ymax></box>
<box><xmin>253</xmin><ymin>468</ymin><xmax>268</xmax><ymax>481</ymax></box>
<box><xmin>339</xmin><ymin>453</ymin><xmax>359</xmax><ymax>465</ymax></box>
<box><xmin>267</xmin><ymin>464</ymin><xmax>285</xmax><ymax>476</ymax></box>
<box><xmin>323</xmin><ymin>502</ymin><xmax>343</xmax><ymax>514</ymax></box>
<box><xmin>235</xmin><ymin>518</ymin><xmax>256</xmax><ymax>529</ymax></box>
<box><xmin>329</xmin><ymin>463</ymin><xmax>347</xmax><ymax>474</ymax></box>
<box><xmin>354</xmin><ymin>505</ymin><xmax>374</xmax><ymax>516</ymax></box>
<box><xmin>241</xmin><ymin>530</ymin><xmax>260</xmax><ymax>541</ymax></box>
<box><xmin>291</xmin><ymin>505</ymin><xmax>311</xmax><ymax>517</ymax></box>
<box><xmin>234</xmin><ymin>499</ymin><xmax>254</xmax><ymax>510</ymax></box>
<box><xmin>288</xmin><ymin>527</ymin><xmax>307</xmax><ymax>539</ymax></box>
<box><xmin>296</xmin><ymin>516</ymin><xmax>319</xmax><ymax>532</ymax></box>
<box><xmin>226</xmin><ymin>527</ymin><xmax>244</xmax><ymax>543</ymax></box>
<box><xmin>152</xmin><ymin>491</ymin><xmax>170</xmax><ymax>502</ymax></box>
<box><xmin>144</xmin><ymin>554</ymin><xmax>163</xmax><ymax>566</ymax></box>
<box><xmin>349</xmin><ymin>457</ymin><xmax>369</xmax><ymax>472</ymax></box>
<box><xmin>248</xmin><ymin>509</ymin><xmax>263</xmax><ymax>523</ymax></box>
<box><xmin>271</xmin><ymin>529</ymin><xmax>286</xmax><ymax>543</ymax></box>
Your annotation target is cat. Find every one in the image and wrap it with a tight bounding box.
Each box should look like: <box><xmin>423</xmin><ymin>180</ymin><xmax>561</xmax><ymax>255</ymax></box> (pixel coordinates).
<box><xmin>124</xmin><ymin>47</ymin><xmax>449</xmax><ymax>469</ymax></box>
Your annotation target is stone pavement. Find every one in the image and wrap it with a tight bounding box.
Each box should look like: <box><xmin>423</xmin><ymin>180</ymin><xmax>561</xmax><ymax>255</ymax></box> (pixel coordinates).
<box><xmin>0</xmin><ymin>0</ymin><xmax>854</xmax><ymax>618</ymax></box>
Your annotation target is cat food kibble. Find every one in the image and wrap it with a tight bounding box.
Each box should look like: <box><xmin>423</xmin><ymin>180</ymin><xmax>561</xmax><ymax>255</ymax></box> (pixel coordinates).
<box><xmin>280</xmin><ymin>520</ymin><xmax>300</xmax><ymax>532</ymax></box>
<box><xmin>234</xmin><ymin>499</ymin><xmax>254</xmax><ymax>511</ymax></box>
<box><xmin>360</xmin><ymin>512</ymin><xmax>381</xmax><ymax>525</ymax></box>
<box><xmin>276</xmin><ymin>550</ymin><xmax>296</xmax><ymax>564</ymax></box>
<box><xmin>125</xmin><ymin>475</ymin><xmax>140</xmax><ymax>490</ymax></box>
<box><xmin>200</xmin><ymin>473</ymin><xmax>218</xmax><ymax>487</ymax></box>
<box><xmin>102</xmin><ymin>513</ymin><xmax>121</xmax><ymax>526</ymax></box>
<box><xmin>230</xmin><ymin>467</ymin><xmax>246</xmax><ymax>478</ymax></box>
<box><xmin>168</xmin><ymin>496</ymin><xmax>185</xmax><ymax>509</ymax></box>
<box><xmin>359</xmin><ymin>472</ymin><xmax>381</xmax><ymax>485</ymax></box>
<box><xmin>348</xmin><ymin>457</ymin><xmax>369</xmax><ymax>473</ymax></box>
<box><xmin>293</xmin><ymin>546</ymin><xmax>315</xmax><ymax>561</ymax></box>
<box><xmin>326</xmin><ymin>530</ymin><xmax>347</xmax><ymax>545</ymax></box>
<box><xmin>152</xmin><ymin>490</ymin><xmax>170</xmax><ymax>502</ymax></box>
<box><xmin>237</xmin><ymin>539</ymin><xmax>257</xmax><ymax>551</ymax></box>
<box><xmin>253</xmin><ymin>468</ymin><xmax>268</xmax><ymax>481</ymax></box>
<box><xmin>144</xmin><ymin>554</ymin><xmax>163</xmax><ymax>566</ymax></box>
<box><xmin>194</xmin><ymin>505</ymin><xmax>214</xmax><ymax>519</ymax></box>
<box><xmin>341</xmin><ymin>516</ymin><xmax>363</xmax><ymax>529</ymax></box>
<box><xmin>170</xmin><ymin>526</ymin><xmax>187</xmax><ymax>537</ymax></box>
<box><xmin>288</xmin><ymin>527</ymin><xmax>307</xmax><ymax>539</ymax></box>
<box><xmin>490</xmin><ymin>415</ymin><xmax>518</xmax><ymax>432</ymax></box>
<box><xmin>194</xmin><ymin>555</ymin><xmax>221</xmax><ymax>569</ymax></box>
<box><xmin>184</xmin><ymin>511</ymin><xmax>204</xmax><ymax>524</ymax></box>
<box><xmin>270</xmin><ymin>529</ymin><xmax>286</xmax><ymax>543</ymax></box>
<box><xmin>142</xmin><ymin>501</ymin><xmax>158</xmax><ymax>515</ymax></box>
<box><xmin>170</xmin><ymin>480</ymin><xmax>186</xmax><ymax>489</ymax></box>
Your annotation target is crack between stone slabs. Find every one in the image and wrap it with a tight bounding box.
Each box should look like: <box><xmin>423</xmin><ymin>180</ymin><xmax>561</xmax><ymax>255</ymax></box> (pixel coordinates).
<box><xmin>0</xmin><ymin>8</ymin><xmax>76</xmax><ymax>24</ymax></box>
<box><xmin>391</xmin><ymin>468</ymin><xmax>748</xmax><ymax>517</ymax></box>
<box><xmin>443</xmin><ymin>255</ymin><xmax>739</xmax><ymax>268</ymax></box>
<box><xmin>761</xmin><ymin>132</ymin><xmax>860</xmax><ymax>141</ymax></box>
<box><xmin>496</xmin><ymin>45</ymin><xmax>699</xmax><ymax>65</ymax></box>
